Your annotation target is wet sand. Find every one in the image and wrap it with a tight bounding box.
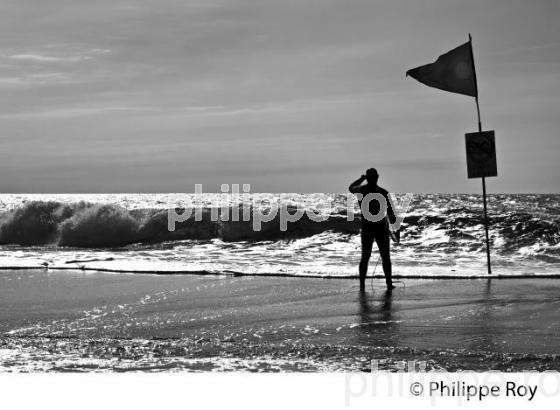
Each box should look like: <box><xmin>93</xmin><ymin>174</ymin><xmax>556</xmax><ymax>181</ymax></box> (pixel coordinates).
<box><xmin>1</xmin><ymin>270</ymin><xmax>560</xmax><ymax>372</ymax></box>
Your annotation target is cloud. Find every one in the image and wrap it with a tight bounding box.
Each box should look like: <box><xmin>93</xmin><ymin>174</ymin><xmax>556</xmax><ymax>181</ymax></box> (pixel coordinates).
<box><xmin>2</xmin><ymin>95</ymin><xmax>365</xmax><ymax>119</ymax></box>
<box><xmin>1</xmin><ymin>105</ymin><xmax>161</xmax><ymax>119</ymax></box>
<box><xmin>0</xmin><ymin>72</ymin><xmax>75</xmax><ymax>88</ymax></box>
<box><xmin>4</xmin><ymin>48</ymin><xmax>110</xmax><ymax>64</ymax></box>
<box><xmin>0</xmin><ymin>47</ymin><xmax>113</xmax><ymax>89</ymax></box>
<box><xmin>178</xmin><ymin>94</ymin><xmax>378</xmax><ymax>118</ymax></box>
<box><xmin>0</xmin><ymin>76</ymin><xmax>25</xmax><ymax>86</ymax></box>
<box><xmin>7</xmin><ymin>53</ymin><xmax>91</xmax><ymax>63</ymax></box>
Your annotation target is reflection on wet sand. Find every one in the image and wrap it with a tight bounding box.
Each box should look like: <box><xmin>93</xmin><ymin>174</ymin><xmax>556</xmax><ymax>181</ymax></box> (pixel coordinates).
<box><xmin>355</xmin><ymin>289</ymin><xmax>399</xmax><ymax>346</ymax></box>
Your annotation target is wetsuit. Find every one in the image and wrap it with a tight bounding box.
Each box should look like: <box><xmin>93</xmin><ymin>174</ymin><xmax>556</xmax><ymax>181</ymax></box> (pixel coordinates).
<box><xmin>354</xmin><ymin>184</ymin><xmax>396</xmax><ymax>288</ymax></box>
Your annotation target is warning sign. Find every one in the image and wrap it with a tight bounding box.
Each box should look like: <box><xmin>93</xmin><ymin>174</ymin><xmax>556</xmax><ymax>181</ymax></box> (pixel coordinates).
<box><xmin>465</xmin><ymin>130</ymin><xmax>497</xmax><ymax>179</ymax></box>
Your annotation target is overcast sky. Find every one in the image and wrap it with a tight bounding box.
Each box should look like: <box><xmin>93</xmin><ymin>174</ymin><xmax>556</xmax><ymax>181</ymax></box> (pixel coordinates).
<box><xmin>0</xmin><ymin>0</ymin><xmax>559</xmax><ymax>193</ymax></box>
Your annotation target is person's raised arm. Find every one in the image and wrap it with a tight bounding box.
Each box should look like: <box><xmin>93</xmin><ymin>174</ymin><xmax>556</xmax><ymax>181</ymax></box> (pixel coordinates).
<box><xmin>349</xmin><ymin>174</ymin><xmax>366</xmax><ymax>193</ymax></box>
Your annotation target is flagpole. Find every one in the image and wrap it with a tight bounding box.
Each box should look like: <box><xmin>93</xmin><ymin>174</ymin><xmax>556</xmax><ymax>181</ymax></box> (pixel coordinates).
<box><xmin>471</xmin><ymin>34</ymin><xmax>492</xmax><ymax>275</ymax></box>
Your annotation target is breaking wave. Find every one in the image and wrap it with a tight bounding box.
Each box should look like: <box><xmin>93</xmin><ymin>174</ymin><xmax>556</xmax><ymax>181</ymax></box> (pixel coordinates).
<box><xmin>0</xmin><ymin>201</ymin><xmax>360</xmax><ymax>247</ymax></box>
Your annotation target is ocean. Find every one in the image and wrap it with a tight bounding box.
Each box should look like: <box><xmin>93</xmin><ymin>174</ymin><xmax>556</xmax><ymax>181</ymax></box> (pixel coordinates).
<box><xmin>1</xmin><ymin>193</ymin><xmax>560</xmax><ymax>372</ymax></box>
<box><xmin>0</xmin><ymin>193</ymin><xmax>558</xmax><ymax>278</ymax></box>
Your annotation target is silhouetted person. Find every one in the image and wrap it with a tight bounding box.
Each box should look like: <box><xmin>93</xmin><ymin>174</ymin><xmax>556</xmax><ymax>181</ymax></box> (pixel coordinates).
<box><xmin>349</xmin><ymin>168</ymin><xmax>397</xmax><ymax>291</ymax></box>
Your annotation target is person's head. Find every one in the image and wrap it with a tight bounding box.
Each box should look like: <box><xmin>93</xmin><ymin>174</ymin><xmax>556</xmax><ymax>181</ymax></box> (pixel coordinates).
<box><xmin>365</xmin><ymin>168</ymin><xmax>379</xmax><ymax>185</ymax></box>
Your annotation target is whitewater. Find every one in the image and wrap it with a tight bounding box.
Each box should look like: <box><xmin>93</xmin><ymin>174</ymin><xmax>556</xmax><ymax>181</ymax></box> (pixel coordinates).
<box><xmin>0</xmin><ymin>193</ymin><xmax>558</xmax><ymax>278</ymax></box>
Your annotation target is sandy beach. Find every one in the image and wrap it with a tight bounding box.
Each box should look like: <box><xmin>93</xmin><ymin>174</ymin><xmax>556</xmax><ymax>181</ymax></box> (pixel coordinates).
<box><xmin>1</xmin><ymin>270</ymin><xmax>559</xmax><ymax>372</ymax></box>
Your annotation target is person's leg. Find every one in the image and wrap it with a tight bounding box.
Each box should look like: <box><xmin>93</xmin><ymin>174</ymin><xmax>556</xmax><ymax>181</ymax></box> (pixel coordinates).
<box><xmin>359</xmin><ymin>229</ymin><xmax>374</xmax><ymax>290</ymax></box>
<box><xmin>375</xmin><ymin>230</ymin><xmax>393</xmax><ymax>289</ymax></box>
